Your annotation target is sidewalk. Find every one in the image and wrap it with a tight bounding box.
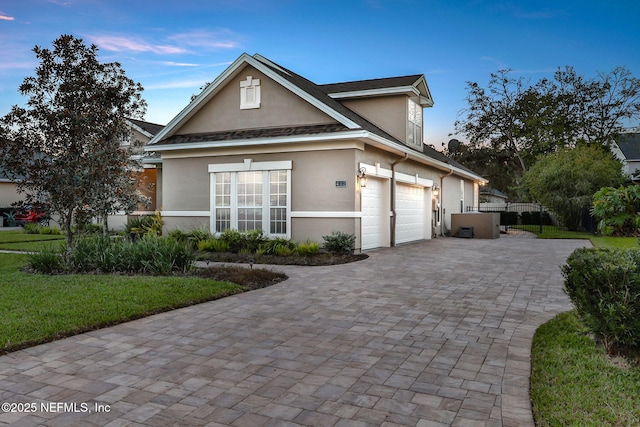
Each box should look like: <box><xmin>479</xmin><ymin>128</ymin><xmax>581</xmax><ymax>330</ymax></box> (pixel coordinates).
<box><xmin>0</xmin><ymin>237</ymin><xmax>586</xmax><ymax>426</ymax></box>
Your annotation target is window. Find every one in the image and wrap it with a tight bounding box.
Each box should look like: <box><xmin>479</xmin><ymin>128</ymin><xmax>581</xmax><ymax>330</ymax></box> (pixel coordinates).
<box><xmin>210</xmin><ymin>160</ymin><xmax>291</xmax><ymax>236</ymax></box>
<box><xmin>407</xmin><ymin>98</ymin><xmax>423</xmax><ymax>147</ymax></box>
<box><xmin>240</xmin><ymin>76</ymin><xmax>261</xmax><ymax>109</ymax></box>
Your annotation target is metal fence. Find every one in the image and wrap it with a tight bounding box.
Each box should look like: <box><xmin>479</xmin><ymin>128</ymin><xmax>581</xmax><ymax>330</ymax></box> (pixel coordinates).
<box><xmin>467</xmin><ymin>202</ymin><xmax>596</xmax><ymax>237</ymax></box>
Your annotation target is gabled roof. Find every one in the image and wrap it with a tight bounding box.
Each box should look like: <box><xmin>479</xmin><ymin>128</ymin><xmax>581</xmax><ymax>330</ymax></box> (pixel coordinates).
<box><xmin>127</xmin><ymin>118</ymin><xmax>164</xmax><ymax>138</ymax></box>
<box><xmin>615</xmin><ymin>133</ymin><xmax>640</xmax><ymax>160</ymax></box>
<box><xmin>320</xmin><ymin>75</ymin><xmax>434</xmax><ymax>107</ymax></box>
<box><xmin>146</xmin><ymin>53</ymin><xmax>485</xmax><ymax>182</ymax></box>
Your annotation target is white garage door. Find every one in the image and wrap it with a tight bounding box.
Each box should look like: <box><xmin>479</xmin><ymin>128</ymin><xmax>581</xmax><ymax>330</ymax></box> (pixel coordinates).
<box><xmin>396</xmin><ymin>184</ymin><xmax>425</xmax><ymax>244</ymax></box>
<box><xmin>361</xmin><ymin>178</ymin><xmax>385</xmax><ymax>250</ymax></box>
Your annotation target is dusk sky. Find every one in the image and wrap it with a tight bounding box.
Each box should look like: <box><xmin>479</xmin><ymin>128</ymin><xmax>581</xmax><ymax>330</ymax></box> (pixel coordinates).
<box><xmin>1</xmin><ymin>0</ymin><xmax>639</xmax><ymax>147</ymax></box>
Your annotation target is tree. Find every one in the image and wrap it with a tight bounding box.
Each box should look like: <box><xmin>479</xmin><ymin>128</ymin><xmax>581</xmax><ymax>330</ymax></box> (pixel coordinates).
<box><xmin>455</xmin><ymin>66</ymin><xmax>640</xmax><ymax>186</ymax></box>
<box><xmin>455</xmin><ymin>70</ymin><xmax>530</xmax><ymax>175</ymax></box>
<box><xmin>520</xmin><ymin>145</ymin><xmax>625</xmax><ymax>230</ymax></box>
<box><xmin>0</xmin><ymin>35</ymin><xmax>146</xmax><ymax>252</ymax></box>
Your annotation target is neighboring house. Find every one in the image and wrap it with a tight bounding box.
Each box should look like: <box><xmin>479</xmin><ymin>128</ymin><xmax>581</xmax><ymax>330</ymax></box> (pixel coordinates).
<box><xmin>479</xmin><ymin>187</ymin><xmax>509</xmax><ymax>211</ymax></box>
<box><xmin>611</xmin><ymin>132</ymin><xmax>640</xmax><ymax>182</ymax></box>
<box><xmin>0</xmin><ymin>167</ymin><xmax>23</xmax><ymax>209</ymax></box>
<box><xmin>146</xmin><ymin>53</ymin><xmax>487</xmax><ymax>251</ymax></box>
<box><xmin>107</xmin><ymin>118</ymin><xmax>164</xmax><ymax>230</ymax></box>
<box><xmin>125</xmin><ymin>118</ymin><xmax>164</xmax><ymax>213</ymax></box>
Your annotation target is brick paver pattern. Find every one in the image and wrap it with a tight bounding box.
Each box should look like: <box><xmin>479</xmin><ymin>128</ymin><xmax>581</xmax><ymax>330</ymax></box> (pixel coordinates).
<box><xmin>0</xmin><ymin>237</ymin><xmax>586</xmax><ymax>426</ymax></box>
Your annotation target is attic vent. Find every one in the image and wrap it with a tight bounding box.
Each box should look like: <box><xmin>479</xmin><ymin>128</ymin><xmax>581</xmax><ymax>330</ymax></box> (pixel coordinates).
<box><xmin>240</xmin><ymin>76</ymin><xmax>261</xmax><ymax>110</ymax></box>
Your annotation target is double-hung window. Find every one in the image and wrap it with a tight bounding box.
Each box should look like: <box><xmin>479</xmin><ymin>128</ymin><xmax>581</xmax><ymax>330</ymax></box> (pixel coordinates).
<box><xmin>407</xmin><ymin>98</ymin><xmax>423</xmax><ymax>147</ymax></box>
<box><xmin>209</xmin><ymin>160</ymin><xmax>292</xmax><ymax>237</ymax></box>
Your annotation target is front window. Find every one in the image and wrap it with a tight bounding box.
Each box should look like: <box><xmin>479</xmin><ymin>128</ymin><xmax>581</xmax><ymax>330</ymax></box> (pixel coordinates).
<box><xmin>212</xmin><ymin>167</ymin><xmax>290</xmax><ymax>236</ymax></box>
<box><xmin>407</xmin><ymin>98</ymin><xmax>423</xmax><ymax>147</ymax></box>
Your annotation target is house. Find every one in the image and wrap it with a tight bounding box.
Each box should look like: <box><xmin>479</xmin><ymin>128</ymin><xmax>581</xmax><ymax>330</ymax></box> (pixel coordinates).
<box><xmin>145</xmin><ymin>53</ymin><xmax>487</xmax><ymax>251</ymax></box>
<box><xmin>106</xmin><ymin>118</ymin><xmax>164</xmax><ymax>230</ymax></box>
<box><xmin>611</xmin><ymin>132</ymin><xmax>640</xmax><ymax>182</ymax></box>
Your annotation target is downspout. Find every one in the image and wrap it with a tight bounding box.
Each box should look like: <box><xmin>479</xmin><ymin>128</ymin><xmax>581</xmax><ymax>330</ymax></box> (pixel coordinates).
<box><xmin>439</xmin><ymin>168</ymin><xmax>454</xmax><ymax>237</ymax></box>
<box><xmin>390</xmin><ymin>153</ymin><xmax>409</xmax><ymax>246</ymax></box>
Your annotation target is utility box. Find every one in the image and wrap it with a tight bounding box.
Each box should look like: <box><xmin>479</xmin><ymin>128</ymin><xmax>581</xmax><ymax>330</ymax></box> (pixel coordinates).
<box><xmin>458</xmin><ymin>226</ymin><xmax>474</xmax><ymax>238</ymax></box>
<box><xmin>451</xmin><ymin>213</ymin><xmax>500</xmax><ymax>239</ymax></box>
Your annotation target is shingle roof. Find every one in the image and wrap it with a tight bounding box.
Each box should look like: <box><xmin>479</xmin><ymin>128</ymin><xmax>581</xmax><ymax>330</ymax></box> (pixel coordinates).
<box><xmin>319</xmin><ymin>75</ymin><xmax>424</xmax><ymax>94</ymax></box>
<box><xmin>128</xmin><ymin>118</ymin><xmax>164</xmax><ymax>136</ymax></box>
<box><xmin>148</xmin><ymin>53</ymin><xmax>484</xmax><ymax>181</ymax></box>
<box><xmin>616</xmin><ymin>133</ymin><xmax>640</xmax><ymax>159</ymax></box>
<box><xmin>159</xmin><ymin>124</ymin><xmax>349</xmax><ymax>145</ymax></box>
<box><xmin>251</xmin><ymin>55</ymin><xmax>415</xmax><ymax>150</ymax></box>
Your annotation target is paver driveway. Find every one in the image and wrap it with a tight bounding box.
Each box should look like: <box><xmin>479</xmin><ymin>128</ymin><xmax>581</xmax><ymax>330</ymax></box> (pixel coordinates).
<box><xmin>0</xmin><ymin>237</ymin><xmax>586</xmax><ymax>427</ymax></box>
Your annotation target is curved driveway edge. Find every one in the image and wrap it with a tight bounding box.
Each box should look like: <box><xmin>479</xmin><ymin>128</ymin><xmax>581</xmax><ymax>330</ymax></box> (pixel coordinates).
<box><xmin>0</xmin><ymin>237</ymin><xmax>587</xmax><ymax>426</ymax></box>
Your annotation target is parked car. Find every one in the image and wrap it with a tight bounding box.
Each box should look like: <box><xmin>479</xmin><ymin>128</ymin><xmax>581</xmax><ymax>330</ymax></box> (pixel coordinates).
<box><xmin>14</xmin><ymin>209</ymin><xmax>50</xmax><ymax>227</ymax></box>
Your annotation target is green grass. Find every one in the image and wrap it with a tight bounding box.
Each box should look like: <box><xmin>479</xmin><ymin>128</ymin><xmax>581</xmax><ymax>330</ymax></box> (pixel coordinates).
<box><xmin>512</xmin><ymin>225</ymin><xmax>640</xmax><ymax>248</ymax></box>
<box><xmin>0</xmin><ymin>252</ymin><xmax>241</xmax><ymax>354</ymax></box>
<box><xmin>0</xmin><ymin>229</ymin><xmax>65</xmax><ymax>243</ymax></box>
<box><xmin>589</xmin><ymin>236</ymin><xmax>639</xmax><ymax>248</ymax></box>
<box><xmin>531</xmin><ymin>311</ymin><xmax>640</xmax><ymax>426</ymax></box>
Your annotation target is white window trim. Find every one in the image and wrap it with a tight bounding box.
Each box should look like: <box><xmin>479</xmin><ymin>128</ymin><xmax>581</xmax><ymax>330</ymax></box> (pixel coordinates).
<box><xmin>209</xmin><ymin>160</ymin><xmax>292</xmax><ymax>237</ymax></box>
<box><xmin>240</xmin><ymin>76</ymin><xmax>261</xmax><ymax>110</ymax></box>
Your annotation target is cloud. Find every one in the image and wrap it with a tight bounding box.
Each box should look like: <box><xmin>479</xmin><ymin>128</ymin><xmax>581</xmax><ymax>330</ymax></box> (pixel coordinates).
<box><xmin>87</xmin><ymin>29</ymin><xmax>241</xmax><ymax>56</ymax></box>
<box><xmin>162</xmin><ymin>61</ymin><xmax>200</xmax><ymax>67</ymax></box>
<box><xmin>0</xmin><ymin>13</ymin><xmax>15</xmax><ymax>21</ymax></box>
<box><xmin>89</xmin><ymin>35</ymin><xmax>187</xmax><ymax>55</ymax></box>
<box><xmin>167</xmin><ymin>29</ymin><xmax>242</xmax><ymax>51</ymax></box>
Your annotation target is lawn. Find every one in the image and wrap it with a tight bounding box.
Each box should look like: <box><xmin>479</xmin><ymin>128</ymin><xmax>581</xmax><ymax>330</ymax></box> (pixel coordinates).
<box><xmin>0</xmin><ymin>252</ymin><xmax>243</xmax><ymax>354</ymax></box>
<box><xmin>531</xmin><ymin>311</ymin><xmax>640</xmax><ymax>426</ymax></box>
<box><xmin>0</xmin><ymin>229</ymin><xmax>65</xmax><ymax>251</ymax></box>
<box><xmin>531</xmin><ymin>235</ymin><xmax>640</xmax><ymax>426</ymax></box>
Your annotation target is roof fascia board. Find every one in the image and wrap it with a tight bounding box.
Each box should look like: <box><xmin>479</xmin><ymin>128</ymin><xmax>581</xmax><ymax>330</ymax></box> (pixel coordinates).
<box><xmin>145</xmin><ymin>130</ymin><xmax>370</xmax><ymax>152</ymax></box>
<box><xmin>415</xmin><ymin>75</ymin><xmax>434</xmax><ymax>107</ymax></box>
<box><xmin>328</xmin><ymin>86</ymin><xmax>420</xmax><ymax>99</ymax></box>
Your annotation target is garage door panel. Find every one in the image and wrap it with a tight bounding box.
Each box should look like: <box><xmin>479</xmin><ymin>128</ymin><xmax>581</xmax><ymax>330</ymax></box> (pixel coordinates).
<box><xmin>361</xmin><ymin>178</ymin><xmax>384</xmax><ymax>250</ymax></box>
<box><xmin>396</xmin><ymin>184</ymin><xmax>425</xmax><ymax>244</ymax></box>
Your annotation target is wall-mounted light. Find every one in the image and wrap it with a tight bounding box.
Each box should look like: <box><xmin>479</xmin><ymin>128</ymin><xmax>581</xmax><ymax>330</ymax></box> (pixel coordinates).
<box><xmin>432</xmin><ymin>185</ymin><xmax>439</xmax><ymax>197</ymax></box>
<box><xmin>357</xmin><ymin>167</ymin><xmax>368</xmax><ymax>188</ymax></box>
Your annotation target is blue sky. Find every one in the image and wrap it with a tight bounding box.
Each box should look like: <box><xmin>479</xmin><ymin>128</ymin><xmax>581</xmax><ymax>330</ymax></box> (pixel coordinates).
<box><xmin>1</xmin><ymin>0</ymin><xmax>639</xmax><ymax>147</ymax></box>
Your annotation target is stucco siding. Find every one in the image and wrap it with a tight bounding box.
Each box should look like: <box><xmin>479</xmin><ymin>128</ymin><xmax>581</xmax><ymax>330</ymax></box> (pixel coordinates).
<box><xmin>341</xmin><ymin>96</ymin><xmax>407</xmax><ymax>143</ymax></box>
<box><xmin>0</xmin><ymin>182</ymin><xmax>22</xmax><ymax>208</ymax></box>
<box><xmin>176</xmin><ymin>65</ymin><xmax>338</xmax><ymax>135</ymax></box>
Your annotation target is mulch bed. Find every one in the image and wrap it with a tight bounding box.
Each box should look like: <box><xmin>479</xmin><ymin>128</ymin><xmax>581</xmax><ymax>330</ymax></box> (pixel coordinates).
<box><xmin>194</xmin><ymin>252</ymin><xmax>368</xmax><ymax>290</ymax></box>
<box><xmin>198</xmin><ymin>252</ymin><xmax>368</xmax><ymax>266</ymax></box>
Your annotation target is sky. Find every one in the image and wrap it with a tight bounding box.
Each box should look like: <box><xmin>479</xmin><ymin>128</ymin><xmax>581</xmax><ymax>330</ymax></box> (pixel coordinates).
<box><xmin>1</xmin><ymin>0</ymin><xmax>639</xmax><ymax>148</ymax></box>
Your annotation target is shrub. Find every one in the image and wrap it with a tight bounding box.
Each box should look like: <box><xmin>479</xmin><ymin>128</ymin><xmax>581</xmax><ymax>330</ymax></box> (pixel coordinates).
<box><xmin>592</xmin><ymin>185</ymin><xmax>640</xmax><ymax>236</ymax></box>
<box><xmin>187</xmin><ymin>226</ymin><xmax>214</xmax><ymax>248</ymax></box>
<box><xmin>168</xmin><ymin>228</ymin><xmax>189</xmax><ymax>244</ymax></box>
<box><xmin>28</xmin><ymin>244</ymin><xmax>65</xmax><ymax>274</ymax></box>
<box><xmin>296</xmin><ymin>240</ymin><xmax>319</xmax><ymax>256</ymax></box>
<box><xmin>259</xmin><ymin>237</ymin><xmax>296</xmax><ymax>255</ymax></box>
<box><xmin>127</xmin><ymin>211</ymin><xmax>163</xmax><ymax>239</ymax></box>
<box><xmin>197</xmin><ymin>238</ymin><xmax>230</xmax><ymax>253</ymax></box>
<box><xmin>322</xmin><ymin>231</ymin><xmax>356</xmax><ymax>254</ymax></box>
<box><xmin>243</xmin><ymin>229</ymin><xmax>269</xmax><ymax>253</ymax></box>
<box><xmin>23</xmin><ymin>223</ymin><xmax>40</xmax><ymax>234</ymax></box>
<box><xmin>562</xmin><ymin>247</ymin><xmax>640</xmax><ymax>354</ymax></box>
<box><xmin>39</xmin><ymin>226</ymin><xmax>61</xmax><ymax>235</ymax></box>
<box><xmin>219</xmin><ymin>229</ymin><xmax>244</xmax><ymax>253</ymax></box>
<box><xmin>34</xmin><ymin>235</ymin><xmax>195</xmax><ymax>275</ymax></box>
<box><xmin>275</xmin><ymin>244</ymin><xmax>296</xmax><ymax>256</ymax></box>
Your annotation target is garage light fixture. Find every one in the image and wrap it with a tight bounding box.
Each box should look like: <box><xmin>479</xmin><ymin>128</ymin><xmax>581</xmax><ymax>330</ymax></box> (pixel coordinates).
<box><xmin>357</xmin><ymin>167</ymin><xmax>368</xmax><ymax>188</ymax></box>
<box><xmin>432</xmin><ymin>185</ymin><xmax>439</xmax><ymax>197</ymax></box>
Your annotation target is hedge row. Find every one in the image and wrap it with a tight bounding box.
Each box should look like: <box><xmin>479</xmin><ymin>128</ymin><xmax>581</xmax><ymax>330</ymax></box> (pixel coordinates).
<box><xmin>562</xmin><ymin>247</ymin><xmax>640</xmax><ymax>355</ymax></box>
